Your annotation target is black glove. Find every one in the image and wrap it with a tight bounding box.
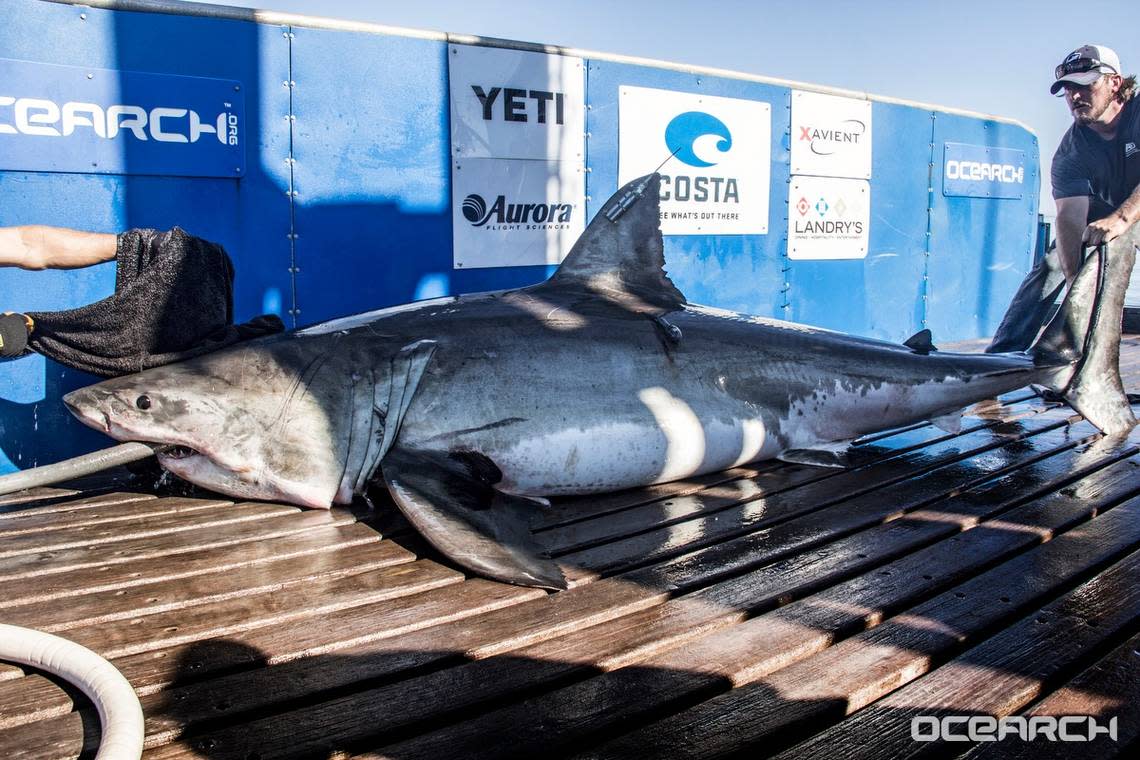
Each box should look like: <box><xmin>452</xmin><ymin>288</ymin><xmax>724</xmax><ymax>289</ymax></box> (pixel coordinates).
<box><xmin>0</xmin><ymin>312</ymin><xmax>32</xmax><ymax>358</ymax></box>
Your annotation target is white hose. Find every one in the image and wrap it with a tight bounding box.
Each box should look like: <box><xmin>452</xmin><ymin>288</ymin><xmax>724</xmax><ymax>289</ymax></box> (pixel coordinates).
<box><xmin>0</xmin><ymin>442</ymin><xmax>160</xmax><ymax>497</ymax></box>
<box><xmin>0</xmin><ymin>624</ymin><xmax>143</xmax><ymax>760</ymax></box>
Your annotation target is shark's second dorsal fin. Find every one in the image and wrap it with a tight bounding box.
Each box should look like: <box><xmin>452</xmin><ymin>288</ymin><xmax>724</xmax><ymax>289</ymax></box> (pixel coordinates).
<box><xmin>528</xmin><ymin>173</ymin><xmax>686</xmax><ymax>316</ymax></box>
<box><xmin>903</xmin><ymin>329</ymin><xmax>937</xmax><ymax>355</ymax></box>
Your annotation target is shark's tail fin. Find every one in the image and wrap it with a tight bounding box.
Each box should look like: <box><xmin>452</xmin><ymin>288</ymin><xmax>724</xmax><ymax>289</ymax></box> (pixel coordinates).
<box><xmin>1030</xmin><ymin>233</ymin><xmax>1138</xmax><ymax>435</ymax></box>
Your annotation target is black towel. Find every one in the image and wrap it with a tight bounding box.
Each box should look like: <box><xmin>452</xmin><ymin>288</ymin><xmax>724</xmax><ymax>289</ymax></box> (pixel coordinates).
<box><xmin>25</xmin><ymin>227</ymin><xmax>283</xmax><ymax>377</ymax></box>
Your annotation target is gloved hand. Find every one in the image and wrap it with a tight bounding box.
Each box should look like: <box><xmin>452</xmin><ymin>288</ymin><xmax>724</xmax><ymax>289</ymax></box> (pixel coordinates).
<box><xmin>0</xmin><ymin>312</ymin><xmax>33</xmax><ymax>357</ymax></box>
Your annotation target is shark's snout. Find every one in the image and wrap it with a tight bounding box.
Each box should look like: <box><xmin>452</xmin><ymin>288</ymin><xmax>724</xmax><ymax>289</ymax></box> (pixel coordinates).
<box><xmin>63</xmin><ymin>388</ymin><xmax>110</xmax><ymax>433</ymax></box>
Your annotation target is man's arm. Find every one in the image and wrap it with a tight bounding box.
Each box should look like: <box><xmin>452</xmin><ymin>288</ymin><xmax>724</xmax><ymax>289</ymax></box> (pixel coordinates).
<box><xmin>1054</xmin><ymin>195</ymin><xmax>1090</xmax><ymax>282</ymax></box>
<box><xmin>0</xmin><ymin>226</ymin><xmax>117</xmax><ymax>270</ymax></box>
<box><xmin>1083</xmin><ymin>182</ymin><xmax>1140</xmax><ymax>246</ymax></box>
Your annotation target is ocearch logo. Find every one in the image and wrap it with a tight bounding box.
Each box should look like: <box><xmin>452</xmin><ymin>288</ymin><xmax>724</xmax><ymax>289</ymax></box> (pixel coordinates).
<box><xmin>912</xmin><ymin>715</ymin><xmax>1117</xmax><ymax>742</ymax></box>
<box><xmin>665</xmin><ymin>111</ymin><xmax>733</xmax><ymax>167</ymax></box>
<box><xmin>0</xmin><ymin>96</ymin><xmax>239</xmax><ymax>145</ymax></box>
<box><xmin>945</xmin><ymin>159</ymin><xmax>1024</xmax><ymax>184</ymax></box>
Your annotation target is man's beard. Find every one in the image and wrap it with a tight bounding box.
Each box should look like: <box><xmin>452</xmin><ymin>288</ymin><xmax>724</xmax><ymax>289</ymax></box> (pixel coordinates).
<box><xmin>1073</xmin><ymin>97</ymin><xmax>1111</xmax><ymax>125</ymax></box>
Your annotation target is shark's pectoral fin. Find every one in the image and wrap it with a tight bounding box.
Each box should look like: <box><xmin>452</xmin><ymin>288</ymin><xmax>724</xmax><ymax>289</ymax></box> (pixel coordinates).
<box><xmin>379</xmin><ymin>447</ymin><xmax>568</xmax><ymax>591</ymax></box>
<box><xmin>778</xmin><ymin>441</ymin><xmax>853</xmax><ymax>469</ymax></box>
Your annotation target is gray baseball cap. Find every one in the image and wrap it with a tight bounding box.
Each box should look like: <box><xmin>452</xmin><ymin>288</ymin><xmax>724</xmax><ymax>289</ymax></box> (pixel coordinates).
<box><xmin>1051</xmin><ymin>44</ymin><xmax>1122</xmax><ymax>94</ymax></box>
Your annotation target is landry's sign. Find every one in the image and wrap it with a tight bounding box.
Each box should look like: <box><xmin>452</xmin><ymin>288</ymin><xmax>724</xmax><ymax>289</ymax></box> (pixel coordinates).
<box><xmin>0</xmin><ymin>58</ymin><xmax>245</xmax><ymax>178</ymax></box>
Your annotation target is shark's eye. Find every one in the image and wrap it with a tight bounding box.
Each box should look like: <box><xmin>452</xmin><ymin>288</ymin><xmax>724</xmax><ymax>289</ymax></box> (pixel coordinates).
<box><xmin>136</xmin><ymin>395</ymin><xmax>152</xmax><ymax>410</ymax></box>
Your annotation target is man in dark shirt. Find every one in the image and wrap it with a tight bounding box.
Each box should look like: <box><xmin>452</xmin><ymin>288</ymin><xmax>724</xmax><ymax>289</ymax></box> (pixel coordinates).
<box><xmin>988</xmin><ymin>44</ymin><xmax>1140</xmax><ymax>352</ymax></box>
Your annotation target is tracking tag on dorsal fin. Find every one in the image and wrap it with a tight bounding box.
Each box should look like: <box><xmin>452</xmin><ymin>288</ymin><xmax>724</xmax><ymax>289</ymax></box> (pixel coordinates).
<box><xmin>527</xmin><ymin>173</ymin><xmax>686</xmax><ymax>317</ymax></box>
<box><xmin>903</xmin><ymin>328</ymin><xmax>937</xmax><ymax>355</ymax></box>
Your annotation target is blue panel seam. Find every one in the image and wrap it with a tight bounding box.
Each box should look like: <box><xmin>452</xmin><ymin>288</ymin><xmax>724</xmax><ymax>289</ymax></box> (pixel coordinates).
<box><xmin>286</xmin><ymin>25</ymin><xmax>298</xmax><ymax>327</ymax></box>
<box><xmin>781</xmin><ymin>90</ymin><xmax>791</xmax><ymax>317</ymax></box>
<box><xmin>922</xmin><ymin>112</ymin><xmax>936</xmax><ymax>329</ymax></box>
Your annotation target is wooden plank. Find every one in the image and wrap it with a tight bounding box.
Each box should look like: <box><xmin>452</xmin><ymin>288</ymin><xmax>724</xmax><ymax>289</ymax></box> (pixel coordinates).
<box><xmin>129</xmin><ymin>578</ymin><xmax>648</xmax><ymax>745</ymax></box>
<box><xmin>1</xmin><ymin>531</ymin><xmax>411</xmax><ymax>632</ymax></box>
<box><xmin>0</xmin><ymin>495</ymin><xmax>231</xmax><ymax>537</ymax></box>
<box><xmin>0</xmin><ymin>500</ymin><xmax>303</xmax><ymax>560</ymax></box>
<box><xmin>0</xmin><ymin>506</ymin><xmax>357</xmax><ymax>582</ymax></box>
<box><xmin>53</xmin><ymin>558</ymin><xmax>465</xmax><ymax>658</ymax></box>
<box><xmin>774</xmin><ymin>548</ymin><xmax>1140</xmax><ymax>760</ymax></box>
<box><xmin>349</xmin><ymin>453</ymin><xmax>1140</xmax><ymax>760</ymax></box>
<box><xmin>0</xmin><ymin>521</ymin><xmax>385</xmax><ymax>613</ymax></box>
<box><xmin>957</xmin><ymin>630</ymin><xmax>1140</xmax><ymax>759</ymax></box>
<box><xmin>577</xmin><ymin>495</ymin><xmax>1140</xmax><ymax>759</ymax></box>
<box><xmin>90</xmin><ymin>578</ymin><xmax>545</xmax><ymax>699</ymax></box>
<box><xmin>0</xmin><ymin>711</ymin><xmax>93</xmax><ymax>760</ymax></box>
<box><xmin>129</xmin><ymin>435</ymin><xmax>1137</xmax><ymax>759</ymax></box>
<box><xmin>0</xmin><ymin>558</ymin><xmax>468</xmax><ymax>731</ymax></box>
<box><xmin>0</xmin><ymin>490</ymin><xmax>155</xmax><ymax>518</ymax></box>
<box><xmin>0</xmin><ymin>486</ymin><xmax>82</xmax><ymax>511</ymax></box>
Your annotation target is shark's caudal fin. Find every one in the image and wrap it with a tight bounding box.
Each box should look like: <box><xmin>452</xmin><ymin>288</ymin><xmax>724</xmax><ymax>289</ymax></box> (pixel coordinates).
<box><xmin>1030</xmin><ymin>232</ymin><xmax>1138</xmax><ymax>435</ymax></box>
<box><xmin>529</xmin><ymin>173</ymin><xmax>686</xmax><ymax>317</ymax></box>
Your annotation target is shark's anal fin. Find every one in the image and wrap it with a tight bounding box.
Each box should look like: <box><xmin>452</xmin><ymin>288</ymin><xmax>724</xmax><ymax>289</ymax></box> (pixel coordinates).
<box><xmin>903</xmin><ymin>329</ymin><xmax>937</xmax><ymax>355</ymax></box>
<box><xmin>379</xmin><ymin>447</ymin><xmax>568</xmax><ymax>591</ymax></box>
<box><xmin>929</xmin><ymin>412</ymin><xmax>963</xmax><ymax>434</ymax></box>
<box><xmin>777</xmin><ymin>441</ymin><xmax>852</xmax><ymax>469</ymax></box>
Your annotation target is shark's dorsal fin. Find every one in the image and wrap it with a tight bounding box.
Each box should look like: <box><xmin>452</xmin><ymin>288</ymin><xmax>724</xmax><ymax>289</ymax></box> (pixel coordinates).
<box><xmin>528</xmin><ymin>173</ymin><xmax>686</xmax><ymax>316</ymax></box>
<box><xmin>903</xmin><ymin>329</ymin><xmax>937</xmax><ymax>355</ymax></box>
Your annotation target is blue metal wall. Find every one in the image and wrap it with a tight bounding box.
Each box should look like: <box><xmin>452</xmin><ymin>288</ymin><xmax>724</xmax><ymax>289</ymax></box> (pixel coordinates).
<box><xmin>0</xmin><ymin>0</ymin><xmax>1038</xmax><ymax>472</ymax></box>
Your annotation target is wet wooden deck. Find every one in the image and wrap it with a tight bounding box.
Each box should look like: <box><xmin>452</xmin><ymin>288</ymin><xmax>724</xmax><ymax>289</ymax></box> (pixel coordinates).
<box><xmin>2</xmin><ymin>336</ymin><xmax>1140</xmax><ymax>759</ymax></box>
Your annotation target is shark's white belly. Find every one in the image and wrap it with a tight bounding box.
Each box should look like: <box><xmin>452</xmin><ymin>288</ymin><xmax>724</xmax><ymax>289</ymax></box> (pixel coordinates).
<box><xmin>484</xmin><ymin>388</ymin><xmax>780</xmax><ymax>495</ymax></box>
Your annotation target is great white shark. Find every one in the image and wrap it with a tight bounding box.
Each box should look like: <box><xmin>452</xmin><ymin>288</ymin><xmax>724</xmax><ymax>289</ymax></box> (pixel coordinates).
<box><xmin>62</xmin><ymin>174</ymin><xmax>1137</xmax><ymax>590</ymax></box>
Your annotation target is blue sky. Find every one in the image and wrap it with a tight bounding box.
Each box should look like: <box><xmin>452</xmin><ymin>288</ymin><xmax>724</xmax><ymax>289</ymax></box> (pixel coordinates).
<box><xmin>193</xmin><ymin>0</ymin><xmax>1135</xmax><ymax>215</ymax></box>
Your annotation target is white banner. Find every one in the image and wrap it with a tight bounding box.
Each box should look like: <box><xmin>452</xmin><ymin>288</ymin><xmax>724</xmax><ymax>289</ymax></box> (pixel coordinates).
<box><xmin>790</xmin><ymin>90</ymin><xmax>872</xmax><ymax>179</ymax></box>
<box><xmin>449</xmin><ymin>45</ymin><xmax>585</xmax><ymax>268</ymax></box>
<box><xmin>452</xmin><ymin>158</ymin><xmax>584</xmax><ymax>269</ymax></box>
<box><xmin>788</xmin><ymin>176</ymin><xmax>870</xmax><ymax>260</ymax></box>
<box><xmin>618</xmin><ymin>86</ymin><xmax>771</xmax><ymax>235</ymax></box>
<box><xmin>449</xmin><ymin>44</ymin><xmax>585</xmax><ymax>163</ymax></box>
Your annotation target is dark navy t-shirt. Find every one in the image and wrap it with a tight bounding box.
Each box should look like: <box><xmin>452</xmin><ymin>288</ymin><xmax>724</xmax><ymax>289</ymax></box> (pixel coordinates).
<box><xmin>1051</xmin><ymin>96</ymin><xmax>1140</xmax><ymax>222</ymax></box>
